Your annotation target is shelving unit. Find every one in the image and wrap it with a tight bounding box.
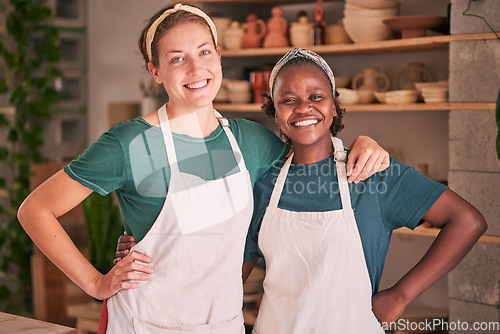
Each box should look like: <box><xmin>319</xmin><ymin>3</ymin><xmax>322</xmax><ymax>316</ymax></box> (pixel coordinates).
<box><xmin>220</xmin><ymin>32</ymin><xmax>498</xmax><ymax>57</ymax></box>
<box><xmin>215</xmin><ymin>102</ymin><xmax>495</xmax><ymax>113</ymax></box>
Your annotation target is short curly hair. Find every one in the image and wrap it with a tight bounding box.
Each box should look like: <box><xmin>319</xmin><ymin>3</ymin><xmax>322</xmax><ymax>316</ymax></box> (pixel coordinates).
<box><xmin>262</xmin><ymin>57</ymin><xmax>345</xmax><ymax>144</ymax></box>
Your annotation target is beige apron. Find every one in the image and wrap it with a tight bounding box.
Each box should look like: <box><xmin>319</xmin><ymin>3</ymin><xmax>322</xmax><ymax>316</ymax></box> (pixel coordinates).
<box><xmin>107</xmin><ymin>105</ymin><xmax>253</xmax><ymax>333</ymax></box>
<box><xmin>253</xmin><ymin>137</ymin><xmax>384</xmax><ymax>334</ymax></box>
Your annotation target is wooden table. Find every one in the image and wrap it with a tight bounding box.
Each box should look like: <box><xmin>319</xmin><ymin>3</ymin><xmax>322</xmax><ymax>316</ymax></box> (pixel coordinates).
<box><xmin>0</xmin><ymin>312</ymin><xmax>75</xmax><ymax>333</ymax></box>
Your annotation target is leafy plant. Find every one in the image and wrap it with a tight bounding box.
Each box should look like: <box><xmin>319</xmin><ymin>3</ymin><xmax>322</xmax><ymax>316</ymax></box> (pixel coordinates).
<box><xmin>463</xmin><ymin>0</ymin><xmax>499</xmax><ymax>39</ymax></box>
<box><xmin>81</xmin><ymin>192</ymin><xmax>123</xmax><ymax>273</ymax></box>
<box><xmin>0</xmin><ymin>0</ymin><xmax>63</xmax><ymax>314</ymax></box>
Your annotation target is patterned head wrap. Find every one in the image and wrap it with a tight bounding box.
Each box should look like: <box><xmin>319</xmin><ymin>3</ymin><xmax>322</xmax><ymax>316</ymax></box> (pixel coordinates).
<box><xmin>269</xmin><ymin>48</ymin><xmax>335</xmax><ymax>100</ymax></box>
<box><xmin>146</xmin><ymin>3</ymin><xmax>218</xmax><ymax>62</ymax></box>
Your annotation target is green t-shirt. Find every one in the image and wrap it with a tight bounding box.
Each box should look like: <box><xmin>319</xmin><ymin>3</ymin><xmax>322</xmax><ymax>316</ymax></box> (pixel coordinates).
<box><xmin>244</xmin><ymin>153</ymin><xmax>448</xmax><ymax>294</ymax></box>
<box><xmin>64</xmin><ymin>117</ymin><xmax>288</xmax><ymax>241</ymax></box>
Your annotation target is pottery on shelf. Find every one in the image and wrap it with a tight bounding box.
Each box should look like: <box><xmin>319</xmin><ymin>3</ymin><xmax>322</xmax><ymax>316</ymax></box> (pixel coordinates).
<box><xmin>289</xmin><ymin>15</ymin><xmax>314</xmax><ymax>47</ymax></box>
<box><xmin>336</xmin><ymin>88</ymin><xmax>360</xmax><ymax>105</ymax></box>
<box><xmin>226</xmin><ymin>79</ymin><xmax>252</xmax><ymax>104</ymax></box>
<box><xmin>352</xmin><ymin>66</ymin><xmax>390</xmax><ymax>103</ymax></box>
<box><xmin>385</xmin><ymin>90</ymin><xmax>418</xmax><ymax>104</ymax></box>
<box><xmin>396</xmin><ymin>62</ymin><xmax>433</xmax><ymax>90</ymax></box>
<box><xmin>263</xmin><ymin>6</ymin><xmax>289</xmax><ymax>48</ymax></box>
<box><xmin>326</xmin><ymin>20</ymin><xmax>352</xmax><ymax>44</ymax></box>
<box><xmin>224</xmin><ymin>21</ymin><xmax>245</xmax><ymax>50</ymax></box>
<box><xmin>243</xmin><ymin>14</ymin><xmax>267</xmax><ymax>49</ymax></box>
<box><xmin>212</xmin><ymin>17</ymin><xmax>232</xmax><ymax>50</ymax></box>
<box><xmin>382</xmin><ymin>15</ymin><xmax>446</xmax><ymax>38</ymax></box>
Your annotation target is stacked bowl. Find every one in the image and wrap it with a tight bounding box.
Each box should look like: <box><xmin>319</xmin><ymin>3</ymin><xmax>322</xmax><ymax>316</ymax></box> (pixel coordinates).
<box><xmin>343</xmin><ymin>0</ymin><xmax>400</xmax><ymax>43</ymax></box>
<box><xmin>414</xmin><ymin>81</ymin><xmax>449</xmax><ymax>103</ymax></box>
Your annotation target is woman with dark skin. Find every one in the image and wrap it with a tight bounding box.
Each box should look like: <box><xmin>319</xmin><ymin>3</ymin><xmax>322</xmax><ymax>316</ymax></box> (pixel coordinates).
<box><xmin>117</xmin><ymin>49</ymin><xmax>487</xmax><ymax>333</ymax></box>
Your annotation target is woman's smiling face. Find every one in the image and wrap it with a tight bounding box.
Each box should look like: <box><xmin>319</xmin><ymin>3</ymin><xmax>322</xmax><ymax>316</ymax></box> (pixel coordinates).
<box><xmin>273</xmin><ymin>63</ymin><xmax>336</xmax><ymax>149</ymax></box>
<box><xmin>148</xmin><ymin>21</ymin><xmax>222</xmax><ymax>110</ymax></box>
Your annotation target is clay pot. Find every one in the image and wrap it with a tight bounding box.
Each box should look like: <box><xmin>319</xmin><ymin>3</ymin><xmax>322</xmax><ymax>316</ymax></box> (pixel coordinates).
<box><xmin>263</xmin><ymin>6</ymin><xmax>289</xmax><ymax>48</ymax></box>
<box><xmin>212</xmin><ymin>17</ymin><xmax>231</xmax><ymax>50</ymax></box>
<box><xmin>395</xmin><ymin>62</ymin><xmax>433</xmax><ymax>90</ymax></box>
<box><xmin>352</xmin><ymin>66</ymin><xmax>390</xmax><ymax>103</ymax></box>
<box><xmin>243</xmin><ymin>14</ymin><xmax>267</xmax><ymax>49</ymax></box>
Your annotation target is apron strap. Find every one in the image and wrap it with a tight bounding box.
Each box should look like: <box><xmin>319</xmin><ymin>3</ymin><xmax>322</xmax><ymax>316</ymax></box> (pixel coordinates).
<box><xmin>332</xmin><ymin>137</ymin><xmax>352</xmax><ymax>210</ymax></box>
<box><xmin>158</xmin><ymin>105</ymin><xmax>248</xmax><ymax>174</ymax></box>
<box><xmin>268</xmin><ymin>154</ymin><xmax>293</xmax><ymax>209</ymax></box>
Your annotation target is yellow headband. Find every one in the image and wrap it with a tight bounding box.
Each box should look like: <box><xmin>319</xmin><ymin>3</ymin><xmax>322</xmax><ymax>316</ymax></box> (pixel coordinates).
<box><xmin>146</xmin><ymin>3</ymin><xmax>218</xmax><ymax>62</ymax></box>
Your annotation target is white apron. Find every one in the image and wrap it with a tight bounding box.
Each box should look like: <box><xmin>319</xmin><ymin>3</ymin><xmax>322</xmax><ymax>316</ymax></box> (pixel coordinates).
<box><xmin>253</xmin><ymin>137</ymin><xmax>384</xmax><ymax>334</ymax></box>
<box><xmin>107</xmin><ymin>105</ymin><xmax>253</xmax><ymax>333</ymax></box>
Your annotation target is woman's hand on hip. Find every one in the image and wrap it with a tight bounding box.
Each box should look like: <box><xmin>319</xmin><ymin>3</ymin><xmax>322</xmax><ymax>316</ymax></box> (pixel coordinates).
<box><xmin>93</xmin><ymin>251</ymin><xmax>153</xmax><ymax>300</ymax></box>
<box><xmin>114</xmin><ymin>231</ymin><xmax>137</xmax><ymax>265</ymax></box>
<box><xmin>347</xmin><ymin>136</ymin><xmax>390</xmax><ymax>183</ymax></box>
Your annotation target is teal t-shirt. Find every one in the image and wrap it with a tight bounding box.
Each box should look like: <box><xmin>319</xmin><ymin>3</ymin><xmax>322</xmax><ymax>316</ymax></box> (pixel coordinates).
<box><xmin>244</xmin><ymin>153</ymin><xmax>447</xmax><ymax>294</ymax></box>
<box><xmin>64</xmin><ymin>117</ymin><xmax>288</xmax><ymax>241</ymax></box>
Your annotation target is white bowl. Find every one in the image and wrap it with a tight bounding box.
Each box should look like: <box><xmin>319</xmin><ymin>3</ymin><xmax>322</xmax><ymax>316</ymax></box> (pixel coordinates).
<box><xmin>414</xmin><ymin>81</ymin><xmax>448</xmax><ymax>94</ymax></box>
<box><xmin>336</xmin><ymin>88</ymin><xmax>360</xmax><ymax>104</ymax></box>
<box><xmin>346</xmin><ymin>0</ymin><xmax>400</xmax><ymax>10</ymax></box>
<box><xmin>343</xmin><ymin>16</ymin><xmax>393</xmax><ymax>42</ymax></box>
<box><xmin>385</xmin><ymin>90</ymin><xmax>418</xmax><ymax>104</ymax></box>
<box><xmin>344</xmin><ymin>7</ymin><xmax>399</xmax><ymax>18</ymax></box>
<box><xmin>423</xmin><ymin>96</ymin><xmax>448</xmax><ymax>103</ymax></box>
<box><xmin>421</xmin><ymin>86</ymin><xmax>448</xmax><ymax>95</ymax></box>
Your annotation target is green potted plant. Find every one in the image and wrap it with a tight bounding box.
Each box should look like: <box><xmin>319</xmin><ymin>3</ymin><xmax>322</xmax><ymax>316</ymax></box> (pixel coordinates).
<box><xmin>0</xmin><ymin>1</ymin><xmax>63</xmax><ymax>314</ymax></box>
<box><xmin>81</xmin><ymin>192</ymin><xmax>123</xmax><ymax>274</ymax></box>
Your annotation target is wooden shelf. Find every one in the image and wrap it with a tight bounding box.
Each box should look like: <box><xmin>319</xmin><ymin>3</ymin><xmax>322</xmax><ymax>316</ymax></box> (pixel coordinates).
<box><xmin>214</xmin><ymin>102</ymin><xmax>495</xmax><ymax>113</ymax></box>
<box><xmin>394</xmin><ymin>226</ymin><xmax>500</xmax><ymax>244</ymax></box>
<box><xmin>221</xmin><ymin>33</ymin><xmax>498</xmax><ymax>58</ymax></box>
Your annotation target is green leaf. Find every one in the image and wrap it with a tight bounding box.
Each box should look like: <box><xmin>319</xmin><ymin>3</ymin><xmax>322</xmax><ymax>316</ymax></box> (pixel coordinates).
<box><xmin>0</xmin><ymin>147</ymin><xmax>9</xmax><ymax>160</ymax></box>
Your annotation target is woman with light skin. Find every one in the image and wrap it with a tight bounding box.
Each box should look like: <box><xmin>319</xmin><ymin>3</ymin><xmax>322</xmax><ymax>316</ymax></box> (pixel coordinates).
<box><xmin>18</xmin><ymin>5</ymin><xmax>389</xmax><ymax>333</ymax></box>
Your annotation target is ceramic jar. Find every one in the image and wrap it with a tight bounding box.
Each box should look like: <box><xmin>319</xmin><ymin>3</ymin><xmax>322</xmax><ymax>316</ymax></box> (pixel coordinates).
<box><xmin>352</xmin><ymin>66</ymin><xmax>390</xmax><ymax>103</ymax></box>
<box><xmin>224</xmin><ymin>21</ymin><xmax>245</xmax><ymax>50</ymax></box>
<box><xmin>289</xmin><ymin>16</ymin><xmax>313</xmax><ymax>47</ymax></box>
<box><xmin>243</xmin><ymin>14</ymin><xmax>267</xmax><ymax>49</ymax></box>
<box><xmin>326</xmin><ymin>21</ymin><xmax>351</xmax><ymax>44</ymax></box>
<box><xmin>396</xmin><ymin>62</ymin><xmax>433</xmax><ymax>90</ymax></box>
<box><xmin>212</xmin><ymin>17</ymin><xmax>231</xmax><ymax>50</ymax></box>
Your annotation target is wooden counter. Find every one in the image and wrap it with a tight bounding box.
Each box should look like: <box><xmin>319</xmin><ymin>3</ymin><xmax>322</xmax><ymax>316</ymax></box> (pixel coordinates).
<box><xmin>0</xmin><ymin>312</ymin><xmax>75</xmax><ymax>333</ymax></box>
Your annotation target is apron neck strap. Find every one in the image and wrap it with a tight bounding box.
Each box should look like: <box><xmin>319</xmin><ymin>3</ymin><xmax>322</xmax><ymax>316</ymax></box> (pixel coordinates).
<box><xmin>158</xmin><ymin>105</ymin><xmax>247</xmax><ymax>173</ymax></box>
<box><xmin>332</xmin><ymin>137</ymin><xmax>352</xmax><ymax>210</ymax></box>
<box><xmin>267</xmin><ymin>137</ymin><xmax>352</xmax><ymax>210</ymax></box>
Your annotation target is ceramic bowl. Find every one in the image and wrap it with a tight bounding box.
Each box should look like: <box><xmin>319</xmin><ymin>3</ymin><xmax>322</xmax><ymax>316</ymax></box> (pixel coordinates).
<box><xmin>336</xmin><ymin>88</ymin><xmax>360</xmax><ymax>104</ymax></box>
<box><xmin>385</xmin><ymin>90</ymin><xmax>418</xmax><ymax>104</ymax></box>
<box><xmin>374</xmin><ymin>91</ymin><xmax>387</xmax><ymax>103</ymax></box>
<box><xmin>335</xmin><ymin>76</ymin><xmax>351</xmax><ymax>88</ymax></box>
<box><xmin>357</xmin><ymin>90</ymin><xmax>375</xmax><ymax>103</ymax></box>
<box><xmin>344</xmin><ymin>7</ymin><xmax>399</xmax><ymax>18</ymax></box>
<box><xmin>228</xmin><ymin>91</ymin><xmax>252</xmax><ymax>104</ymax></box>
<box><xmin>343</xmin><ymin>16</ymin><xmax>393</xmax><ymax>42</ymax></box>
<box><xmin>414</xmin><ymin>81</ymin><xmax>448</xmax><ymax>94</ymax></box>
<box><xmin>346</xmin><ymin>0</ymin><xmax>400</xmax><ymax>10</ymax></box>
<box><xmin>423</xmin><ymin>96</ymin><xmax>448</xmax><ymax>103</ymax></box>
<box><xmin>383</xmin><ymin>15</ymin><xmax>446</xmax><ymax>38</ymax></box>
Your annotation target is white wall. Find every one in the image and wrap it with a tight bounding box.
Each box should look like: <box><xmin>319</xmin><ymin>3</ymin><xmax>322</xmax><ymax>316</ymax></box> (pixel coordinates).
<box><xmin>87</xmin><ymin>0</ymin><xmax>167</xmax><ymax>142</ymax></box>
